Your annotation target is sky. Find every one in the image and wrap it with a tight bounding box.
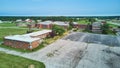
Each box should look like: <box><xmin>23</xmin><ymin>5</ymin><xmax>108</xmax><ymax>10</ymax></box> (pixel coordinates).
<box><xmin>0</xmin><ymin>0</ymin><xmax>120</xmax><ymax>16</ymax></box>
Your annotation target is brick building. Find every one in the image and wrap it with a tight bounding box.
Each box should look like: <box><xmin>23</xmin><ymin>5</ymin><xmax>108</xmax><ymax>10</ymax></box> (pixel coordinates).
<box><xmin>53</xmin><ymin>21</ymin><xmax>69</xmax><ymax>29</ymax></box>
<box><xmin>36</xmin><ymin>21</ymin><xmax>52</xmax><ymax>29</ymax></box>
<box><xmin>92</xmin><ymin>22</ymin><xmax>102</xmax><ymax>33</ymax></box>
<box><xmin>4</xmin><ymin>30</ymin><xmax>52</xmax><ymax>50</ymax></box>
<box><xmin>36</xmin><ymin>21</ymin><xmax>69</xmax><ymax>29</ymax></box>
<box><xmin>73</xmin><ymin>22</ymin><xmax>87</xmax><ymax>29</ymax></box>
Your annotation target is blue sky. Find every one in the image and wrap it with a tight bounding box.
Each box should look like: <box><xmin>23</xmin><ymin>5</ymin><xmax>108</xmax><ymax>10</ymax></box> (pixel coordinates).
<box><xmin>0</xmin><ymin>0</ymin><xmax>120</xmax><ymax>16</ymax></box>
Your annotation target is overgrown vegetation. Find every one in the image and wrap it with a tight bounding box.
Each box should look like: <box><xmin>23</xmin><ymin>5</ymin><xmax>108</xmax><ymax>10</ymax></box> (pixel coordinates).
<box><xmin>52</xmin><ymin>25</ymin><xmax>65</xmax><ymax>36</ymax></box>
<box><xmin>101</xmin><ymin>23</ymin><xmax>109</xmax><ymax>34</ymax></box>
<box><xmin>0</xmin><ymin>51</ymin><xmax>45</xmax><ymax>68</ymax></box>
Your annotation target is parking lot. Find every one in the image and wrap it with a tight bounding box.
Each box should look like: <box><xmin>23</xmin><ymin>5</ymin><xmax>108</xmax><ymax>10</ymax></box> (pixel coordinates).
<box><xmin>63</xmin><ymin>32</ymin><xmax>120</xmax><ymax>46</ymax></box>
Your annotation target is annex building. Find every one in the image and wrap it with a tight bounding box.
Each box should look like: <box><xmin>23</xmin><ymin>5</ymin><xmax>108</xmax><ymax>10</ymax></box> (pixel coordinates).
<box><xmin>4</xmin><ymin>30</ymin><xmax>52</xmax><ymax>50</ymax></box>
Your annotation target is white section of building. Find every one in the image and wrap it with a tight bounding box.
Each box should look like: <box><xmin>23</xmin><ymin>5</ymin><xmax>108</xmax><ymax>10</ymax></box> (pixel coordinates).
<box><xmin>0</xmin><ymin>20</ymin><xmax>3</xmax><ymax>23</ymax></box>
<box><xmin>25</xmin><ymin>19</ymin><xmax>30</xmax><ymax>22</ymax></box>
<box><xmin>16</xmin><ymin>19</ymin><xmax>22</xmax><ymax>22</ymax></box>
<box><xmin>73</xmin><ymin>22</ymin><xmax>78</xmax><ymax>25</ymax></box>
<box><xmin>4</xmin><ymin>35</ymin><xmax>40</xmax><ymax>43</ymax></box>
<box><xmin>24</xmin><ymin>30</ymin><xmax>52</xmax><ymax>37</ymax></box>
<box><xmin>53</xmin><ymin>21</ymin><xmax>69</xmax><ymax>26</ymax></box>
<box><xmin>4</xmin><ymin>30</ymin><xmax>52</xmax><ymax>43</ymax></box>
<box><xmin>38</xmin><ymin>21</ymin><xmax>69</xmax><ymax>26</ymax></box>
<box><xmin>39</xmin><ymin>21</ymin><xmax>52</xmax><ymax>25</ymax></box>
<box><xmin>92</xmin><ymin>22</ymin><xmax>101</xmax><ymax>30</ymax></box>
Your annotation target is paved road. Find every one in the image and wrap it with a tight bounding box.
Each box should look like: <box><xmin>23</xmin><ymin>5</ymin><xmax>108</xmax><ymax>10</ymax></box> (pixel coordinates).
<box><xmin>0</xmin><ymin>39</ymin><xmax>120</xmax><ymax>68</ymax></box>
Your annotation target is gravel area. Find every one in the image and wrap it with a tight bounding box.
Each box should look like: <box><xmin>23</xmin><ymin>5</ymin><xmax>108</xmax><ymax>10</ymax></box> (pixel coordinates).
<box><xmin>63</xmin><ymin>32</ymin><xmax>120</xmax><ymax>46</ymax></box>
<box><xmin>0</xmin><ymin>32</ymin><xmax>120</xmax><ymax>68</ymax></box>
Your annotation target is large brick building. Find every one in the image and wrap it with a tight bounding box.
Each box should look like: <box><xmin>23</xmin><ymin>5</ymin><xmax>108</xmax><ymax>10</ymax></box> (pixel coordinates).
<box><xmin>73</xmin><ymin>22</ymin><xmax>87</xmax><ymax>29</ymax></box>
<box><xmin>4</xmin><ymin>30</ymin><xmax>52</xmax><ymax>50</ymax></box>
<box><xmin>92</xmin><ymin>22</ymin><xmax>102</xmax><ymax>33</ymax></box>
<box><xmin>36</xmin><ymin>21</ymin><xmax>69</xmax><ymax>29</ymax></box>
<box><xmin>36</xmin><ymin>21</ymin><xmax>52</xmax><ymax>29</ymax></box>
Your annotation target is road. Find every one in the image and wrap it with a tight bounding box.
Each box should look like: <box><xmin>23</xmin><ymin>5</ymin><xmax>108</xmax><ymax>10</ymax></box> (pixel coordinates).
<box><xmin>0</xmin><ymin>39</ymin><xmax>120</xmax><ymax>68</ymax></box>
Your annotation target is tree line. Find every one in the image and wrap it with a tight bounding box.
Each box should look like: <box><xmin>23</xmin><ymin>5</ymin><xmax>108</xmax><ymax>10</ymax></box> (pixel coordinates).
<box><xmin>0</xmin><ymin>16</ymin><xmax>119</xmax><ymax>21</ymax></box>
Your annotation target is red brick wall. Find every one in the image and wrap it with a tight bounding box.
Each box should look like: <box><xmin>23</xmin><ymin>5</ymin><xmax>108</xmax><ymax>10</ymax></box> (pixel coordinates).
<box><xmin>36</xmin><ymin>24</ymin><xmax>52</xmax><ymax>29</ymax></box>
<box><xmin>74</xmin><ymin>24</ymin><xmax>87</xmax><ymax>29</ymax></box>
<box><xmin>31</xmin><ymin>40</ymin><xmax>40</xmax><ymax>49</ymax></box>
<box><xmin>3</xmin><ymin>39</ymin><xmax>40</xmax><ymax>50</ymax></box>
<box><xmin>37</xmin><ymin>24</ymin><xmax>68</xmax><ymax>29</ymax></box>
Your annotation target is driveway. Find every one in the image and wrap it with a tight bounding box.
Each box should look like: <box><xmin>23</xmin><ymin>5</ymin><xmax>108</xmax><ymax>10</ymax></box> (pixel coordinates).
<box><xmin>0</xmin><ymin>39</ymin><xmax>120</xmax><ymax>68</ymax></box>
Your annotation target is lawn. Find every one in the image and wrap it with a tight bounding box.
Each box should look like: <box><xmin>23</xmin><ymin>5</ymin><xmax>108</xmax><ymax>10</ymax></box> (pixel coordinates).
<box><xmin>0</xmin><ymin>28</ymin><xmax>28</xmax><ymax>41</ymax></box>
<box><xmin>77</xmin><ymin>20</ymin><xmax>90</xmax><ymax>25</ymax></box>
<box><xmin>0</xmin><ymin>23</ymin><xmax>66</xmax><ymax>52</ymax></box>
<box><xmin>0</xmin><ymin>23</ymin><xmax>16</xmax><ymax>27</ymax></box>
<box><xmin>107</xmin><ymin>21</ymin><xmax>119</xmax><ymax>28</ymax></box>
<box><xmin>0</xmin><ymin>27</ymin><xmax>44</xmax><ymax>52</ymax></box>
<box><xmin>0</xmin><ymin>51</ymin><xmax>45</xmax><ymax>68</ymax></box>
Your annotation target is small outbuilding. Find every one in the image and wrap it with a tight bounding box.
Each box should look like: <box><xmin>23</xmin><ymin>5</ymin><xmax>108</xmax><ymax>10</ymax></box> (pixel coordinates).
<box><xmin>0</xmin><ymin>20</ymin><xmax>3</xmax><ymax>23</ymax></box>
<box><xmin>36</xmin><ymin>21</ymin><xmax>52</xmax><ymax>29</ymax></box>
<box><xmin>92</xmin><ymin>22</ymin><xmax>102</xmax><ymax>33</ymax></box>
<box><xmin>4</xmin><ymin>30</ymin><xmax>52</xmax><ymax>50</ymax></box>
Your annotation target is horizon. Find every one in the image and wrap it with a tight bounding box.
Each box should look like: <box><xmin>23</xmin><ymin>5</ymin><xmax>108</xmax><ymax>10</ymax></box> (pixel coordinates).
<box><xmin>0</xmin><ymin>0</ymin><xmax>120</xmax><ymax>16</ymax></box>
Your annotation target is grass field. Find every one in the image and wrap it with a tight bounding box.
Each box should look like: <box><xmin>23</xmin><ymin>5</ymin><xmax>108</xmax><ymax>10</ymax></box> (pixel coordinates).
<box><xmin>77</xmin><ymin>20</ymin><xmax>90</xmax><ymax>25</ymax></box>
<box><xmin>0</xmin><ymin>28</ymin><xmax>28</xmax><ymax>41</ymax></box>
<box><xmin>0</xmin><ymin>23</ymin><xmax>16</xmax><ymax>27</ymax></box>
<box><xmin>0</xmin><ymin>23</ymin><xmax>27</xmax><ymax>41</ymax></box>
<box><xmin>0</xmin><ymin>51</ymin><xmax>45</xmax><ymax>68</ymax></box>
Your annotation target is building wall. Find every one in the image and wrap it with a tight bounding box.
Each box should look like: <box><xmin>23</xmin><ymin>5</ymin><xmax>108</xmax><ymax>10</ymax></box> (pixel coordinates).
<box><xmin>4</xmin><ymin>39</ymin><xmax>40</xmax><ymax>50</ymax></box>
<box><xmin>36</xmin><ymin>24</ymin><xmax>52</xmax><ymax>29</ymax></box>
<box><xmin>31</xmin><ymin>40</ymin><xmax>41</xmax><ymax>49</ymax></box>
<box><xmin>37</xmin><ymin>24</ymin><xmax>68</xmax><ymax>29</ymax></box>
<box><xmin>74</xmin><ymin>24</ymin><xmax>87</xmax><ymax>29</ymax></box>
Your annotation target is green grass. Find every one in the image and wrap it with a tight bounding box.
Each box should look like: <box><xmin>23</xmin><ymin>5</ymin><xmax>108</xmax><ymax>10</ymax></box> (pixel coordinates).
<box><xmin>0</xmin><ymin>44</ymin><xmax>45</xmax><ymax>52</ymax></box>
<box><xmin>107</xmin><ymin>23</ymin><xmax>118</xmax><ymax>28</ymax></box>
<box><xmin>0</xmin><ymin>51</ymin><xmax>45</xmax><ymax>68</ymax></box>
<box><xmin>0</xmin><ymin>23</ymin><xmax>16</xmax><ymax>27</ymax></box>
<box><xmin>77</xmin><ymin>20</ymin><xmax>90</xmax><ymax>25</ymax></box>
<box><xmin>0</xmin><ymin>27</ymin><xmax>44</xmax><ymax>52</ymax></box>
<box><xmin>0</xmin><ymin>23</ymin><xmax>65</xmax><ymax>53</ymax></box>
<box><xmin>0</xmin><ymin>28</ymin><xmax>28</xmax><ymax>41</ymax></box>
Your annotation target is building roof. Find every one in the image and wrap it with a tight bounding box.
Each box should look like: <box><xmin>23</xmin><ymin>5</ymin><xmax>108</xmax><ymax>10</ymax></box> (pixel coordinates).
<box><xmin>0</xmin><ymin>20</ymin><xmax>3</xmax><ymax>23</ymax></box>
<box><xmin>53</xmin><ymin>21</ymin><xmax>69</xmax><ymax>26</ymax></box>
<box><xmin>92</xmin><ymin>22</ymin><xmax>101</xmax><ymax>26</ymax></box>
<box><xmin>24</xmin><ymin>30</ymin><xmax>52</xmax><ymax>37</ymax></box>
<box><xmin>16</xmin><ymin>19</ymin><xmax>22</xmax><ymax>22</ymax></box>
<box><xmin>4</xmin><ymin>30</ymin><xmax>52</xmax><ymax>43</ymax></box>
<box><xmin>5</xmin><ymin>35</ymin><xmax>40</xmax><ymax>43</ymax></box>
<box><xmin>73</xmin><ymin>22</ymin><xmax>78</xmax><ymax>25</ymax></box>
<box><xmin>38</xmin><ymin>21</ymin><xmax>52</xmax><ymax>25</ymax></box>
<box><xmin>38</xmin><ymin>21</ymin><xmax>69</xmax><ymax>26</ymax></box>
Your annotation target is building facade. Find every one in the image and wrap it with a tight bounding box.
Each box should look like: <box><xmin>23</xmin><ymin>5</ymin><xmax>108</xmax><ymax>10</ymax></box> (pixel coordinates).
<box><xmin>92</xmin><ymin>22</ymin><xmax>102</xmax><ymax>33</ymax></box>
<box><xmin>4</xmin><ymin>30</ymin><xmax>52</xmax><ymax>50</ymax></box>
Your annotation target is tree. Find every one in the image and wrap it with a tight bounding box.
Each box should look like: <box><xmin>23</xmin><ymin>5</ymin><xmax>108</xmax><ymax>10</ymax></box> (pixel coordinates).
<box><xmin>88</xmin><ymin>18</ymin><xmax>96</xmax><ymax>24</ymax></box>
<box><xmin>101</xmin><ymin>23</ymin><xmax>109</xmax><ymax>34</ymax></box>
<box><xmin>68</xmin><ymin>20</ymin><xmax>74</xmax><ymax>30</ymax></box>
<box><xmin>52</xmin><ymin>25</ymin><xmax>65</xmax><ymax>36</ymax></box>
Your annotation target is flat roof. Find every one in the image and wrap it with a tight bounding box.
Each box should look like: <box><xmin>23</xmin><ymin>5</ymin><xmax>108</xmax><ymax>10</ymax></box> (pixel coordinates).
<box><xmin>38</xmin><ymin>21</ymin><xmax>52</xmax><ymax>25</ymax></box>
<box><xmin>38</xmin><ymin>21</ymin><xmax>69</xmax><ymax>26</ymax></box>
<box><xmin>53</xmin><ymin>21</ymin><xmax>69</xmax><ymax>26</ymax></box>
<box><xmin>24</xmin><ymin>30</ymin><xmax>52</xmax><ymax>37</ymax></box>
<box><xmin>5</xmin><ymin>35</ymin><xmax>40</xmax><ymax>43</ymax></box>
<box><xmin>4</xmin><ymin>30</ymin><xmax>52</xmax><ymax>43</ymax></box>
